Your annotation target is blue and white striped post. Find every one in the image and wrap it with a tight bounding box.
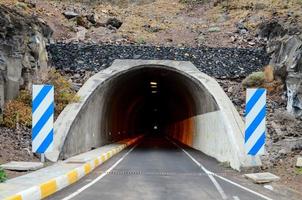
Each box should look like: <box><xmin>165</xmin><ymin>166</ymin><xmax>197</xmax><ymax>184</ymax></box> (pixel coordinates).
<box><xmin>32</xmin><ymin>85</ymin><xmax>54</xmax><ymax>161</ymax></box>
<box><xmin>245</xmin><ymin>88</ymin><xmax>266</xmax><ymax>156</ymax></box>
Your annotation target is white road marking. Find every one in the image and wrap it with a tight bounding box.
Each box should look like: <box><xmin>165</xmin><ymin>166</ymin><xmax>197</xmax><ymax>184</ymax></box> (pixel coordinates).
<box><xmin>233</xmin><ymin>196</ymin><xmax>240</xmax><ymax>200</ymax></box>
<box><xmin>168</xmin><ymin>139</ymin><xmax>228</xmax><ymax>200</ymax></box>
<box><xmin>168</xmin><ymin>138</ymin><xmax>273</xmax><ymax>200</ymax></box>
<box><xmin>60</xmin><ymin>144</ymin><xmax>138</xmax><ymax>200</ymax></box>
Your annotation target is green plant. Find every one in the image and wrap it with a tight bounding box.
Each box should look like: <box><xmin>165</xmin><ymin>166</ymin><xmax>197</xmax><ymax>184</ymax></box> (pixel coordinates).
<box><xmin>0</xmin><ymin>168</ymin><xmax>7</xmax><ymax>183</ymax></box>
<box><xmin>296</xmin><ymin>167</ymin><xmax>302</xmax><ymax>175</ymax></box>
<box><xmin>242</xmin><ymin>71</ymin><xmax>265</xmax><ymax>88</ymax></box>
<box><xmin>136</xmin><ymin>36</ymin><xmax>146</xmax><ymax>45</ymax></box>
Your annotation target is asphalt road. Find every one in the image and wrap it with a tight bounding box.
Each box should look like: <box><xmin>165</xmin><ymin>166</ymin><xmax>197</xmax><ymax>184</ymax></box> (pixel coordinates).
<box><xmin>47</xmin><ymin>136</ymin><xmax>277</xmax><ymax>200</ymax></box>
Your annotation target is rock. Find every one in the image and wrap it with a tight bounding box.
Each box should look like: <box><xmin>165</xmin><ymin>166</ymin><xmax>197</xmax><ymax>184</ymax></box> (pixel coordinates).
<box><xmin>106</xmin><ymin>18</ymin><xmax>123</xmax><ymax>29</ymax></box>
<box><xmin>197</xmin><ymin>34</ymin><xmax>205</xmax><ymax>44</ymax></box>
<box><xmin>69</xmin><ymin>27</ymin><xmax>87</xmax><ymax>42</ymax></box>
<box><xmin>76</xmin><ymin>16</ymin><xmax>91</xmax><ymax>29</ymax></box>
<box><xmin>296</xmin><ymin>157</ymin><xmax>302</xmax><ymax>167</ymax></box>
<box><xmin>278</xmin><ymin>149</ymin><xmax>288</xmax><ymax>155</ymax></box>
<box><xmin>208</xmin><ymin>27</ymin><xmax>221</xmax><ymax>32</ymax></box>
<box><xmin>63</xmin><ymin>11</ymin><xmax>79</xmax><ymax>19</ymax></box>
<box><xmin>244</xmin><ymin>172</ymin><xmax>280</xmax><ymax>184</ymax></box>
<box><xmin>263</xmin><ymin>184</ymin><xmax>274</xmax><ymax>191</ymax></box>
<box><xmin>86</xmin><ymin>14</ymin><xmax>99</xmax><ymax>24</ymax></box>
<box><xmin>240</xmin><ymin>29</ymin><xmax>248</xmax><ymax>35</ymax></box>
<box><xmin>144</xmin><ymin>24</ymin><xmax>161</xmax><ymax>33</ymax></box>
<box><xmin>257</xmin><ymin>21</ymin><xmax>287</xmax><ymax>39</ymax></box>
<box><xmin>269</xmin><ymin>36</ymin><xmax>302</xmax><ymax>79</ymax></box>
<box><xmin>0</xmin><ymin>5</ymin><xmax>52</xmax><ymax>111</ymax></box>
<box><xmin>1</xmin><ymin>161</ymin><xmax>43</xmax><ymax>171</ymax></box>
<box><xmin>236</xmin><ymin>21</ymin><xmax>248</xmax><ymax>33</ymax></box>
<box><xmin>268</xmin><ymin>35</ymin><xmax>302</xmax><ymax>118</ymax></box>
<box><xmin>47</xmin><ymin>43</ymin><xmax>269</xmax><ymax>79</ymax></box>
<box><xmin>286</xmin><ymin>74</ymin><xmax>302</xmax><ymax>118</ymax></box>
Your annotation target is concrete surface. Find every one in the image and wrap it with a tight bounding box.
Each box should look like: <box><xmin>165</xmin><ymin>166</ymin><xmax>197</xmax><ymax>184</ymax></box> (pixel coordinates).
<box><xmin>1</xmin><ymin>162</ymin><xmax>44</xmax><ymax>171</ymax></box>
<box><xmin>46</xmin><ymin>60</ymin><xmax>261</xmax><ymax>170</ymax></box>
<box><xmin>296</xmin><ymin>157</ymin><xmax>302</xmax><ymax>167</ymax></box>
<box><xmin>47</xmin><ymin>136</ymin><xmax>289</xmax><ymax>200</ymax></box>
<box><xmin>244</xmin><ymin>173</ymin><xmax>280</xmax><ymax>184</ymax></box>
<box><xmin>0</xmin><ymin>137</ymin><xmax>141</xmax><ymax>200</ymax></box>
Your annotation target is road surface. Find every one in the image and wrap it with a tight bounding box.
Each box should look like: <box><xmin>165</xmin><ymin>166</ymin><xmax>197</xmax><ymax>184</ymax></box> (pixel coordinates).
<box><xmin>47</xmin><ymin>136</ymin><xmax>276</xmax><ymax>200</ymax></box>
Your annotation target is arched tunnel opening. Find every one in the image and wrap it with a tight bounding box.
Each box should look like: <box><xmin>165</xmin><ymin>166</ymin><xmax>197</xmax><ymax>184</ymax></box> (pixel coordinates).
<box><xmin>101</xmin><ymin>67</ymin><xmax>219</xmax><ymax>145</ymax></box>
<box><xmin>51</xmin><ymin>60</ymin><xmax>260</xmax><ymax>170</ymax></box>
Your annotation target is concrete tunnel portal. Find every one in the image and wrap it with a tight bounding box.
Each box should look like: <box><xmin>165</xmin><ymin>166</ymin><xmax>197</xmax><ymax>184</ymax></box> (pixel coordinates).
<box><xmin>46</xmin><ymin>60</ymin><xmax>262</xmax><ymax>170</ymax></box>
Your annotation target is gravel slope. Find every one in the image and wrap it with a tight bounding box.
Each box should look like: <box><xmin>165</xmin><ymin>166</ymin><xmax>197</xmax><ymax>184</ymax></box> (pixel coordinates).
<box><xmin>47</xmin><ymin>43</ymin><xmax>269</xmax><ymax>78</ymax></box>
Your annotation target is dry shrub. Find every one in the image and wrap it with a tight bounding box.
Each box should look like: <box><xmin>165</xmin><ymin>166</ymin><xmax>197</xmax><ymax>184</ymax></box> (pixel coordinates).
<box><xmin>2</xmin><ymin>99</ymin><xmax>31</xmax><ymax>128</ymax></box>
<box><xmin>44</xmin><ymin>70</ymin><xmax>79</xmax><ymax>117</ymax></box>
<box><xmin>1</xmin><ymin>69</ymin><xmax>79</xmax><ymax>128</ymax></box>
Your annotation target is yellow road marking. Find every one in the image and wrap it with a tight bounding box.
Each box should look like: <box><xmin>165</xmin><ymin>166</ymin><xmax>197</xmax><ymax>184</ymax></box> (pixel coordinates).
<box><xmin>84</xmin><ymin>163</ymin><xmax>91</xmax><ymax>174</ymax></box>
<box><xmin>67</xmin><ymin>170</ymin><xmax>78</xmax><ymax>184</ymax></box>
<box><xmin>40</xmin><ymin>179</ymin><xmax>57</xmax><ymax>199</ymax></box>
<box><xmin>3</xmin><ymin>195</ymin><xmax>22</xmax><ymax>200</ymax></box>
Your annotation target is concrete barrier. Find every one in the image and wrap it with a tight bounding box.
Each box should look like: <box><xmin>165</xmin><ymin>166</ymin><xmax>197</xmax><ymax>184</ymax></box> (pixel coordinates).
<box><xmin>46</xmin><ymin>60</ymin><xmax>261</xmax><ymax>170</ymax></box>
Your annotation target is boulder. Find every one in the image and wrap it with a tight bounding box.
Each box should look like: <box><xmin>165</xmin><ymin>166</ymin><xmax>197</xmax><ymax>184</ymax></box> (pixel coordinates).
<box><xmin>257</xmin><ymin>20</ymin><xmax>287</xmax><ymax>40</ymax></box>
<box><xmin>63</xmin><ymin>11</ymin><xmax>79</xmax><ymax>19</ymax></box>
<box><xmin>86</xmin><ymin>14</ymin><xmax>99</xmax><ymax>25</ymax></box>
<box><xmin>269</xmin><ymin>36</ymin><xmax>302</xmax><ymax>79</ymax></box>
<box><xmin>0</xmin><ymin>5</ymin><xmax>52</xmax><ymax>111</ymax></box>
<box><xmin>106</xmin><ymin>18</ymin><xmax>123</xmax><ymax>29</ymax></box>
<box><xmin>268</xmin><ymin>35</ymin><xmax>302</xmax><ymax>118</ymax></box>
<box><xmin>259</xmin><ymin>19</ymin><xmax>302</xmax><ymax>118</ymax></box>
<box><xmin>286</xmin><ymin>73</ymin><xmax>302</xmax><ymax>118</ymax></box>
<box><xmin>76</xmin><ymin>16</ymin><xmax>91</xmax><ymax>29</ymax></box>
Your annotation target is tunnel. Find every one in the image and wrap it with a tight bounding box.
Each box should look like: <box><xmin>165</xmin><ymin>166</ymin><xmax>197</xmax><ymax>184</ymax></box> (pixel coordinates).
<box><xmin>47</xmin><ymin>60</ymin><xmax>262</xmax><ymax>170</ymax></box>
<box><xmin>102</xmin><ymin>67</ymin><xmax>218</xmax><ymax>144</ymax></box>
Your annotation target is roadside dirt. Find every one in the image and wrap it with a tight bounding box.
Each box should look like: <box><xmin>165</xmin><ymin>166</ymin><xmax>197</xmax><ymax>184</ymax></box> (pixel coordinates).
<box><xmin>0</xmin><ymin>126</ymin><xmax>39</xmax><ymax>178</ymax></box>
<box><xmin>218</xmin><ymin>79</ymin><xmax>302</xmax><ymax>193</ymax></box>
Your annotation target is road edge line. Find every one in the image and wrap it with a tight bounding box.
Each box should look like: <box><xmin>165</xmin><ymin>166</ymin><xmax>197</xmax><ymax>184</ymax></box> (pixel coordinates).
<box><xmin>167</xmin><ymin>138</ymin><xmax>273</xmax><ymax>200</ymax></box>
<box><xmin>2</xmin><ymin>136</ymin><xmax>143</xmax><ymax>200</ymax></box>
<box><xmin>61</xmin><ymin>142</ymin><xmax>139</xmax><ymax>200</ymax></box>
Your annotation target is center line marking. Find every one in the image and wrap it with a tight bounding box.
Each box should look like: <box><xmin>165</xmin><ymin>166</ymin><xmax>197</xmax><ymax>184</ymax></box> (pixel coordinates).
<box><xmin>60</xmin><ymin>144</ymin><xmax>138</xmax><ymax>200</ymax></box>
<box><xmin>167</xmin><ymin>138</ymin><xmax>273</xmax><ymax>200</ymax></box>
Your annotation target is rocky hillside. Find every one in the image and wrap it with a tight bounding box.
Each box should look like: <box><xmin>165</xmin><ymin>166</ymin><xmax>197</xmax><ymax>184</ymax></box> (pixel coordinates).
<box><xmin>0</xmin><ymin>4</ymin><xmax>52</xmax><ymax>111</ymax></box>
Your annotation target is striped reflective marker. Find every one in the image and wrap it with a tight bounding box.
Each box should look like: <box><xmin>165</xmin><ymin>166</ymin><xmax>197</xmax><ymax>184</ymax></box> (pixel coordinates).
<box><xmin>32</xmin><ymin>85</ymin><xmax>54</xmax><ymax>153</ymax></box>
<box><xmin>245</xmin><ymin>88</ymin><xmax>266</xmax><ymax>156</ymax></box>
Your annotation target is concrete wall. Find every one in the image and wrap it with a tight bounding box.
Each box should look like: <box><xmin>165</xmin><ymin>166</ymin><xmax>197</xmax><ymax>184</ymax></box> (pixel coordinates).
<box><xmin>46</xmin><ymin>60</ymin><xmax>261</xmax><ymax>170</ymax></box>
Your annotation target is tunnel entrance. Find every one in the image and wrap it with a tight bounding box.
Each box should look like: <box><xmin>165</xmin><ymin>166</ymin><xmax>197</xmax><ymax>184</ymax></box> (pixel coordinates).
<box><xmin>102</xmin><ymin>67</ymin><xmax>218</xmax><ymax>145</ymax></box>
<box><xmin>48</xmin><ymin>60</ymin><xmax>262</xmax><ymax>170</ymax></box>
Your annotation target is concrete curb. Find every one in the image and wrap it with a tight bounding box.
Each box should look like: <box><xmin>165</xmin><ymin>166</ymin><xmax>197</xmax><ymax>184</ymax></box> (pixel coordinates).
<box><xmin>3</xmin><ymin>136</ymin><xmax>142</xmax><ymax>200</ymax></box>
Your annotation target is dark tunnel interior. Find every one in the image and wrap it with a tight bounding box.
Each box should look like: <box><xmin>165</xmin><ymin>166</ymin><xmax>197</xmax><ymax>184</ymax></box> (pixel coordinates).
<box><xmin>101</xmin><ymin>67</ymin><xmax>218</xmax><ymax>145</ymax></box>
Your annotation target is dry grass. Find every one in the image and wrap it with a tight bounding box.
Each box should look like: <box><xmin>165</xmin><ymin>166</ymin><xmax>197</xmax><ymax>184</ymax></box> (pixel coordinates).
<box><xmin>1</xmin><ymin>70</ymin><xmax>78</xmax><ymax>128</ymax></box>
